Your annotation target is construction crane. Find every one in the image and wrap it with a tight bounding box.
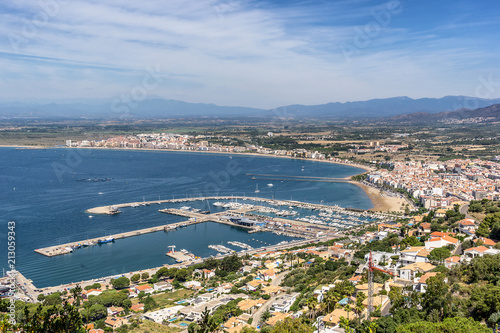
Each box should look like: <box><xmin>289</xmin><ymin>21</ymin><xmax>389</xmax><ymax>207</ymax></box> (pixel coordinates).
<box><xmin>368</xmin><ymin>251</ymin><xmax>395</xmax><ymax>319</ymax></box>
<box><xmin>167</xmin><ymin>245</ymin><xmax>176</xmax><ymax>253</ymax></box>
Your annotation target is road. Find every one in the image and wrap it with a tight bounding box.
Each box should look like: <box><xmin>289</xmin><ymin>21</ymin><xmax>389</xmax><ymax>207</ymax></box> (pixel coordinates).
<box><xmin>270</xmin><ymin>271</ymin><xmax>288</xmax><ymax>287</ymax></box>
<box><xmin>251</xmin><ymin>271</ymin><xmax>289</xmax><ymax>327</ymax></box>
<box><xmin>460</xmin><ymin>204</ymin><xmax>473</xmax><ymax>219</ymax></box>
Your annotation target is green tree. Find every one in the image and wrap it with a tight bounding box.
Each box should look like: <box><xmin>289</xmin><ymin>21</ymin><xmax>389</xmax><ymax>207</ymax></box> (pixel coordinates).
<box><xmin>270</xmin><ymin>317</ymin><xmax>313</xmax><ymax>333</ymax></box>
<box><xmin>422</xmin><ymin>275</ymin><xmax>451</xmax><ymax>321</ymax></box>
<box><xmin>204</xmin><ymin>257</ymin><xmax>218</xmax><ymax>270</ymax></box>
<box><xmin>306</xmin><ymin>297</ymin><xmax>318</xmax><ymax>320</ymax></box>
<box><xmin>144</xmin><ymin>295</ymin><xmax>157</xmax><ymax>312</ymax></box>
<box><xmin>141</xmin><ymin>272</ymin><xmax>150</xmax><ymax>280</ymax></box>
<box><xmin>111</xmin><ymin>276</ymin><xmax>130</xmax><ymax>289</ymax></box>
<box><xmin>401</xmin><ymin>236</ymin><xmax>422</xmax><ymax>248</ymax></box>
<box><xmin>427</xmin><ymin>247</ymin><xmax>451</xmax><ymax>264</ymax></box>
<box><xmin>70</xmin><ymin>285</ymin><xmax>82</xmax><ymax>307</ymax></box>
<box><xmin>354</xmin><ymin>292</ymin><xmax>366</xmax><ymax>321</ymax></box>
<box><xmin>130</xmin><ymin>274</ymin><xmax>140</xmax><ymax>282</ymax></box>
<box><xmin>324</xmin><ymin>290</ymin><xmax>341</xmax><ymax>313</ymax></box>
<box><xmin>468</xmin><ymin>203</ymin><xmax>484</xmax><ymax>213</ymax></box>
<box><xmin>396</xmin><ymin>317</ymin><xmax>490</xmax><ymax>332</ymax></box>
<box><xmin>261</xmin><ymin>310</ymin><xmax>272</xmax><ymax>323</ymax></box>
<box><xmin>122</xmin><ymin>299</ymin><xmax>132</xmax><ymax>309</ymax></box>
<box><xmin>476</xmin><ymin>222</ymin><xmax>490</xmax><ymax>238</ymax></box>
<box><xmin>43</xmin><ymin>292</ymin><xmax>62</xmax><ymax>306</ymax></box>
<box><xmin>88</xmin><ymin>304</ymin><xmax>107</xmax><ymax>321</ymax></box>
<box><xmin>339</xmin><ymin>316</ymin><xmax>354</xmax><ymax>333</ymax></box>
<box><xmin>188</xmin><ymin>308</ymin><xmax>218</xmax><ymax>333</ymax></box>
<box><xmin>84</xmin><ymin>283</ymin><xmax>101</xmax><ymax>290</ymax></box>
<box><xmin>469</xmin><ymin>284</ymin><xmax>500</xmax><ymax>321</ymax></box>
<box><xmin>175</xmin><ymin>268</ymin><xmax>189</xmax><ymax>282</ymax></box>
<box><xmin>0</xmin><ymin>315</ymin><xmax>13</xmax><ymax>333</ymax></box>
<box><xmin>20</xmin><ymin>301</ymin><xmax>85</xmax><ymax>333</ymax></box>
<box><xmin>220</xmin><ymin>253</ymin><xmax>243</xmax><ymax>273</ymax></box>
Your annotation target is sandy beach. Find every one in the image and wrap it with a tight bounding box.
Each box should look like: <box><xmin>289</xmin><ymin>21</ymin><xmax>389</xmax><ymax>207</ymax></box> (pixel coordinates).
<box><xmin>351</xmin><ymin>181</ymin><xmax>406</xmax><ymax>212</ymax></box>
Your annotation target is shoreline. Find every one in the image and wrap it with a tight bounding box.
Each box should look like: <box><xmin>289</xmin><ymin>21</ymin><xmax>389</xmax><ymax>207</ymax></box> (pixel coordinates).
<box><xmin>350</xmin><ymin>181</ymin><xmax>405</xmax><ymax>212</ymax></box>
<box><xmin>0</xmin><ymin>144</ymin><xmax>374</xmax><ymax>174</ymax></box>
<box><xmin>2</xmin><ymin>144</ymin><xmax>381</xmax><ymax>209</ymax></box>
<box><xmin>31</xmin><ymin>236</ymin><xmax>329</xmax><ymax>296</ymax></box>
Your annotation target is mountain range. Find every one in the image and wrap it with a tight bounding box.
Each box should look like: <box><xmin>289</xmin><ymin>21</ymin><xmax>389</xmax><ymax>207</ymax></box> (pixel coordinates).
<box><xmin>386</xmin><ymin>103</ymin><xmax>500</xmax><ymax>124</ymax></box>
<box><xmin>1</xmin><ymin>96</ymin><xmax>499</xmax><ymax>120</ymax></box>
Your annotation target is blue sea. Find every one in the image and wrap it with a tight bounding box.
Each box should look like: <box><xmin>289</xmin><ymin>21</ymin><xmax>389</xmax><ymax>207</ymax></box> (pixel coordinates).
<box><xmin>0</xmin><ymin>148</ymin><xmax>372</xmax><ymax>287</ymax></box>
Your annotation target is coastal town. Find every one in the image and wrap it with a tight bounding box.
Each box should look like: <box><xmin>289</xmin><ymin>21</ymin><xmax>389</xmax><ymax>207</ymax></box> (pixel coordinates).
<box><xmin>65</xmin><ymin>133</ymin><xmax>500</xmax><ymax>209</ymax></box>
<box><xmin>2</xmin><ymin>198</ymin><xmax>499</xmax><ymax>332</ymax></box>
<box><xmin>2</xmin><ymin>136</ymin><xmax>500</xmax><ymax>332</ymax></box>
<box><xmin>3</xmin><ymin>0</ymin><xmax>500</xmax><ymax>331</ymax></box>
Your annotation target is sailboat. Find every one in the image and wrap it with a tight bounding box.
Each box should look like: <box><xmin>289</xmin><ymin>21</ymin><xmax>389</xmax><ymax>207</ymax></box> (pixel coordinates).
<box><xmin>255</xmin><ymin>184</ymin><xmax>260</xmax><ymax>193</ymax></box>
<box><xmin>200</xmin><ymin>197</ymin><xmax>211</xmax><ymax>214</ymax></box>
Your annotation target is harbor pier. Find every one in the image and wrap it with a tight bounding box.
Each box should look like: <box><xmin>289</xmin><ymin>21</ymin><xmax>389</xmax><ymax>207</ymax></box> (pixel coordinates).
<box><xmin>36</xmin><ymin>195</ymin><xmax>384</xmax><ymax>258</ymax></box>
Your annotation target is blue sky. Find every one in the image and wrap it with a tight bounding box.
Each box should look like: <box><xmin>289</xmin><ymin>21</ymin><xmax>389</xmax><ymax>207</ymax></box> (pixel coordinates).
<box><xmin>1</xmin><ymin>0</ymin><xmax>499</xmax><ymax>108</ymax></box>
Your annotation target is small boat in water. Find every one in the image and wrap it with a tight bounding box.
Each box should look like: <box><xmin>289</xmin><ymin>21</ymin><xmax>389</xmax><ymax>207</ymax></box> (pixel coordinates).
<box><xmin>98</xmin><ymin>237</ymin><xmax>114</xmax><ymax>244</ymax></box>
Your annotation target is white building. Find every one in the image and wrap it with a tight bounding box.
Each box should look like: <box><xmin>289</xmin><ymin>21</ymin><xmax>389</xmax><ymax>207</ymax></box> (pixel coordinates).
<box><xmin>398</xmin><ymin>262</ymin><xmax>435</xmax><ymax>281</ymax></box>
<box><xmin>272</xmin><ymin>292</ymin><xmax>300</xmax><ymax>313</ymax></box>
<box><xmin>144</xmin><ymin>305</ymin><xmax>185</xmax><ymax>324</ymax></box>
<box><xmin>154</xmin><ymin>282</ymin><xmax>173</xmax><ymax>292</ymax></box>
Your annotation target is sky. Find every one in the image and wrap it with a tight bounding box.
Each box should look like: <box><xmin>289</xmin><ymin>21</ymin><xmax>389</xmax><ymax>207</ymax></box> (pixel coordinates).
<box><xmin>1</xmin><ymin>0</ymin><xmax>500</xmax><ymax>109</ymax></box>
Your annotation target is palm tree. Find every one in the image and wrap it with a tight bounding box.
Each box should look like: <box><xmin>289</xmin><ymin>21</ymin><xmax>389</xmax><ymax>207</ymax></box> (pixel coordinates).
<box><xmin>318</xmin><ymin>301</ymin><xmax>327</xmax><ymax>316</ymax></box>
<box><xmin>195</xmin><ymin>308</ymin><xmax>218</xmax><ymax>333</ymax></box>
<box><xmin>306</xmin><ymin>297</ymin><xmax>318</xmax><ymax>320</ymax></box>
<box><xmin>354</xmin><ymin>294</ymin><xmax>366</xmax><ymax>322</ymax></box>
<box><xmin>70</xmin><ymin>284</ymin><xmax>82</xmax><ymax>307</ymax></box>
<box><xmin>324</xmin><ymin>291</ymin><xmax>334</xmax><ymax>313</ymax></box>
<box><xmin>368</xmin><ymin>321</ymin><xmax>378</xmax><ymax>333</ymax></box>
<box><xmin>327</xmin><ymin>290</ymin><xmax>342</xmax><ymax>312</ymax></box>
<box><xmin>343</xmin><ymin>304</ymin><xmax>351</xmax><ymax>321</ymax></box>
<box><xmin>339</xmin><ymin>316</ymin><xmax>353</xmax><ymax>333</ymax></box>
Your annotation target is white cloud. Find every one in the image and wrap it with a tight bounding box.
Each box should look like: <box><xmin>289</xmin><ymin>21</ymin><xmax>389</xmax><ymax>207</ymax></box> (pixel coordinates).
<box><xmin>0</xmin><ymin>0</ymin><xmax>499</xmax><ymax>108</ymax></box>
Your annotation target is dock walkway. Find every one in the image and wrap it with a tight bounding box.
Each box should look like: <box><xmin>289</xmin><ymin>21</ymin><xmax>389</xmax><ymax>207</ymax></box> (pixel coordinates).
<box><xmin>36</xmin><ymin>195</ymin><xmax>379</xmax><ymax>258</ymax></box>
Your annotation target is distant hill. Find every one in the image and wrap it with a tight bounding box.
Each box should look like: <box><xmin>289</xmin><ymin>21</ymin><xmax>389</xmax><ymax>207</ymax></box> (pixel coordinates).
<box><xmin>0</xmin><ymin>98</ymin><xmax>263</xmax><ymax>119</ymax></box>
<box><xmin>1</xmin><ymin>96</ymin><xmax>500</xmax><ymax>120</ymax></box>
<box><xmin>387</xmin><ymin>103</ymin><xmax>500</xmax><ymax>124</ymax></box>
<box><xmin>270</xmin><ymin>96</ymin><xmax>500</xmax><ymax>119</ymax></box>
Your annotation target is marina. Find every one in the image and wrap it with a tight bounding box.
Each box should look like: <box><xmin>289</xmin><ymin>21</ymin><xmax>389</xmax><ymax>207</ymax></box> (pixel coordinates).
<box><xmin>208</xmin><ymin>244</ymin><xmax>235</xmax><ymax>254</ymax></box>
<box><xmin>2</xmin><ymin>148</ymin><xmax>376</xmax><ymax>288</ymax></box>
<box><xmin>36</xmin><ymin>195</ymin><xmax>388</xmax><ymax>258</ymax></box>
<box><xmin>227</xmin><ymin>241</ymin><xmax>253</xmax><ymax>250</ymax></box>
